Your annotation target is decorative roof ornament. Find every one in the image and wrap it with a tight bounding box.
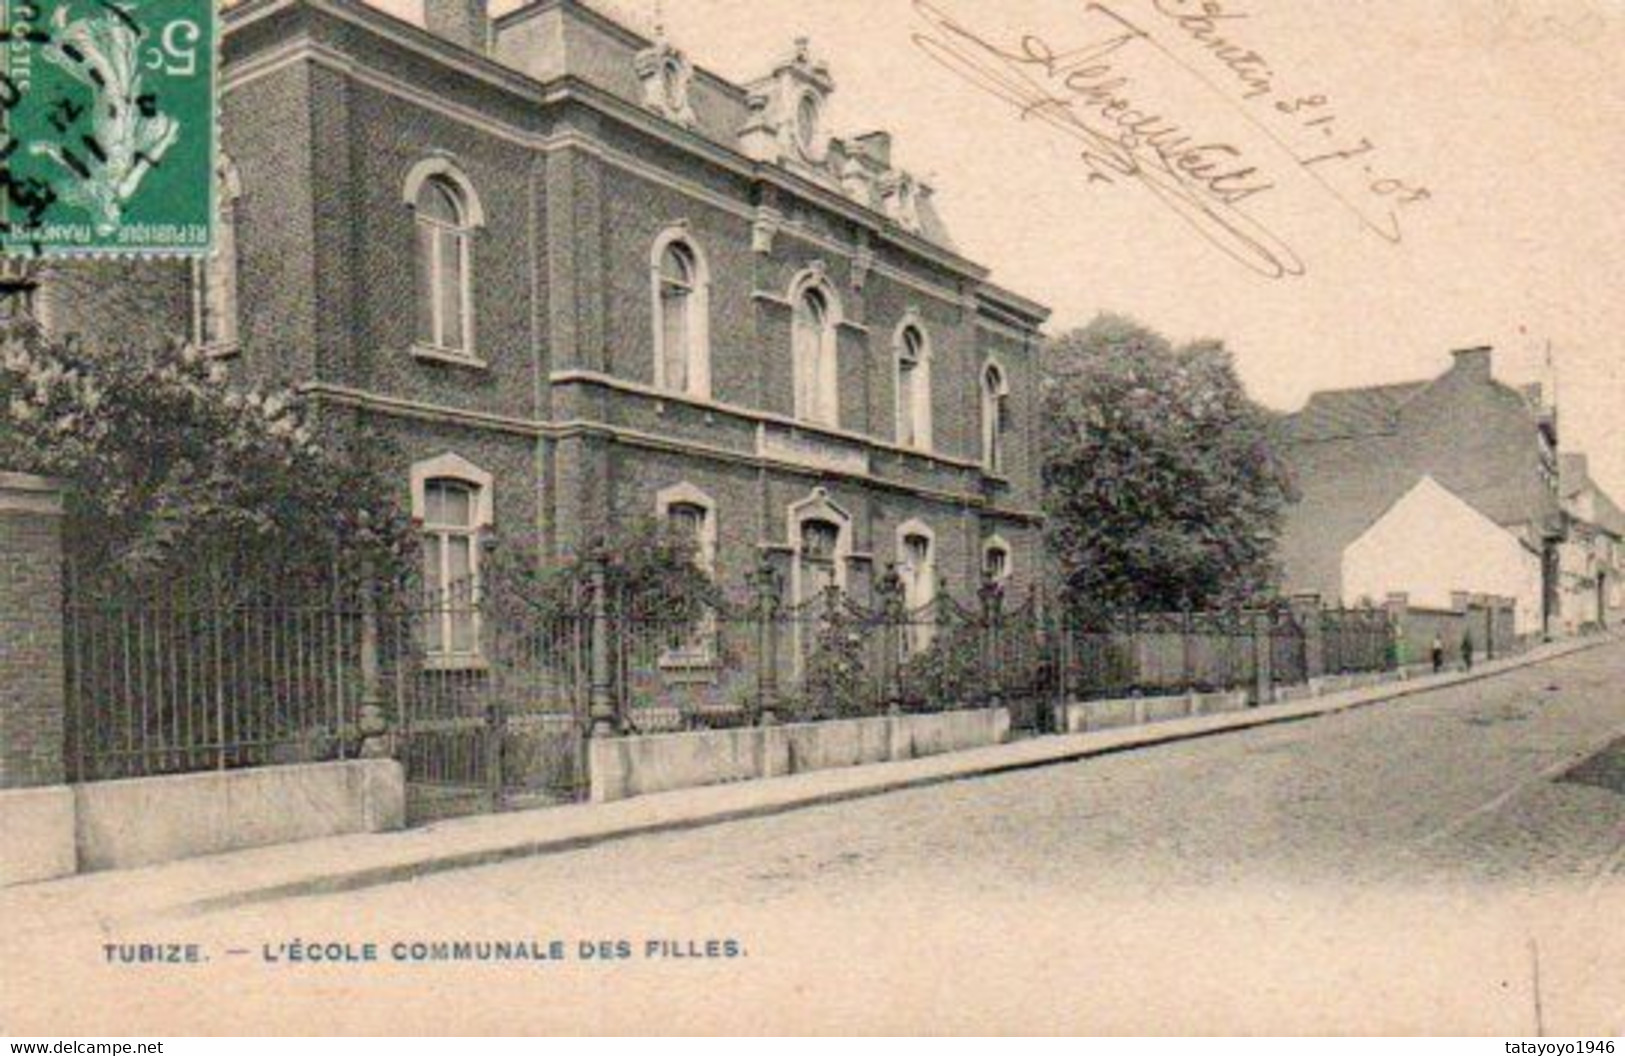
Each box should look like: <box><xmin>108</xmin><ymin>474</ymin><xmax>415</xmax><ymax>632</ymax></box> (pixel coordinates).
<box><xmin>633</xmin><ymin>24</ymin><xmax>697</xmax><ymax>129</ymax></box>
<box><xmin>879</xmin><ymin>170</ymin><xmax>929</xmax><ymax>234</ymax></box>
<box><xmin>739</xmin><ymin>36</ymin><xmax>836</xmax><ymax>172</ymax></box>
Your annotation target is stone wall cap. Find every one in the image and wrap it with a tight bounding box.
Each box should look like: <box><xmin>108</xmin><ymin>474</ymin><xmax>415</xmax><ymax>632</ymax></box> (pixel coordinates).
<box><xmin>0</xmin><ymin>471</ymin><xmax>64</xmax><ymax>515</ymax></box>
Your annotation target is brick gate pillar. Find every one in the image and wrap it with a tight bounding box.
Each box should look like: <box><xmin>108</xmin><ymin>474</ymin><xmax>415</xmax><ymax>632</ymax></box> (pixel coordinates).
<box><xmin>0</xmin><ymin>472</ymin><xmax>77</xmax><ymax>886</ymax></box>
<box><xmin>0</xmin><ymin>472</ymin><xmax>66</xmax><ymax>789</ymax></box>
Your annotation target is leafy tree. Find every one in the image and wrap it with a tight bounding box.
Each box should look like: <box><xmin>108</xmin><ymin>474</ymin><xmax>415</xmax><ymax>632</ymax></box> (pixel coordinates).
<box><xmin>0</xmin><ymin>325</ymin><xmax>414</xmax><ymax>586</ymax></box>
<box><xmin>1043</xmin><ymin>314</ymin><xmax>1295</xmax><ymax>620</ymax></box>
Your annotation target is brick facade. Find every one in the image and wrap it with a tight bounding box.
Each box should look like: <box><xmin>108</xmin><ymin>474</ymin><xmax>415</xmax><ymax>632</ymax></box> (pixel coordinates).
<box><xmin>1279</xmin><ymin>347</ymin><xmax>1562</xmax><ymax>631</ymax></box>
<box><xmin>0</xmin><ymin>475</ymin><xmax>66</xmax><ymax>789</ymax></box>
<box><xmin>44</xmin><ymin>0</ymin><xmax>1049</xmax><ymax>611</ymax></box>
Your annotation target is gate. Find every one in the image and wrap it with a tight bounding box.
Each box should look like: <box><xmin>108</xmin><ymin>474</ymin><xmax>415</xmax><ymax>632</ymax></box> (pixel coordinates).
<box><xmin>988</xmin><ymin>589</ymin><xmax>1055</xmax><ymax>734</ymax></box>
<box><xmin>388</xmin><ymin>578</ymin><xmax>591</xmax><ymax>823</ymax></box>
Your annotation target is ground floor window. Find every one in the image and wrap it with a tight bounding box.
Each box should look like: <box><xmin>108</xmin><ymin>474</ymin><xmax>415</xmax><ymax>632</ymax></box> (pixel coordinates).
<box><xmin>411</xmin><ymin>454</ymin><xmax>494</xmax><ymax>665</ymax></box>
<box><xmin>422</xmin><ymin>479</ymin><xmax>480</xmax><ymax>656</ymax></box>
<box><xmin>657</xmin><ymin>483</ymin><xmax>719</xmax><ymax>665</ymax></box>
<box><xmin>898</xmin><ymin>523</ymin><xmax>936</xmax><ymax>654</ymax></box>
<box><xmin>983</xmin><ymin>538</ymin><xmax>1012</xmax><ymax>587</ymax></box>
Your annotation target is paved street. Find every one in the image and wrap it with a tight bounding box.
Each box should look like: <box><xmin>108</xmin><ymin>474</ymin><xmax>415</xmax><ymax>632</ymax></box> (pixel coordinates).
<box><xmin>6</xmin><ymin>640</ymin><xmax>1625</xmax><ymax>1034</ymax></box>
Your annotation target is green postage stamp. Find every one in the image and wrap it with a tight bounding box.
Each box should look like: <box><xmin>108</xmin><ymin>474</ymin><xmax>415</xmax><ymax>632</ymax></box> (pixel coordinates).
<box><xmin>0</xmin><ymin>0</ymin><xmax>216</xmax><ymax>255</ymax></box>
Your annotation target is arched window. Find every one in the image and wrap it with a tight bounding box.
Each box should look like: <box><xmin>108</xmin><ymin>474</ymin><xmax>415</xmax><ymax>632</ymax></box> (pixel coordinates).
<box><xmin>411</xmin><ymin>170</ymin><xmax>478</xmax><ymax>355</ymax></box>
<box><xmin>792</xmin><ymin>277</ymin><xmax>839</xmax><ymax>427</ymax></box>
<box><xmin>895</xmin><ymin>322</ymin><xmax>932</xmax><ymax>450</ymax></box>
<box><xmin>651</xmin><ymin>230</ymin><xmax>710</xmax><ymax>397</ymax></box>
<box><xmin>194</xmin><ymin>157</ymin><xmax>242</xmax><ymax>352</ymax></box>
<box><xmin>981</xmin><ymin>361</ymin><xmax>1009</xmax><ymax>474</ymax></box>
<box><xmin>411</xmin><ymin>454</ymin><xmax>493</xmax><ymax>663</ymax></box>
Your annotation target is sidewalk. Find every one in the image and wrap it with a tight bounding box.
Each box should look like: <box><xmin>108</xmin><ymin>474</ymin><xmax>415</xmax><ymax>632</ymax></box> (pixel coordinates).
<box><xmin>3</xmin><ymin>631</ymin><xmax>1616</xmax><ymax>937</ymax></box>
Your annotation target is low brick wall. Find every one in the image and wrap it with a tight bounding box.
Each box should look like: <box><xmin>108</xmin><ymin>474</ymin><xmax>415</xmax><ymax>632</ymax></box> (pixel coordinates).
<box><xmin>589</xmin><ymin>709</ymin><xmax>1012</xmax><ymax>803</ymax></box>
<box><xmin>73</xmin><ymin>759</ymin><xmax>406</xmax><ymax>872</ymax></box>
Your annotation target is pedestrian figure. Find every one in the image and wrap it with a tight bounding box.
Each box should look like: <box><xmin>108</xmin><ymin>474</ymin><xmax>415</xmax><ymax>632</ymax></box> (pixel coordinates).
<box><xmin>1461</xmin><ymin>628</ymin><xmax>1474</xmax><ymax>671</ymax></box>
<box><xmin>1431</xmin><ymin>633</ymin><xmax>1444</xmax><ymax>673</ymax></box>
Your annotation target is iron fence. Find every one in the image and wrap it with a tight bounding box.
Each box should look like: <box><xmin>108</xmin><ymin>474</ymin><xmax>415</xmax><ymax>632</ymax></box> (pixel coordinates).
<box><xmin>1057</xmin><ymin>606</ymin><xmax>1307</xmax><ymax>702</ymax></box>
<box><xmin>61</xmin><ymin>556</ymin><xmax>1397</xmax><ymax>799</ymax></box>
<box><xmin>1320</xmin><ymin>606</ymin><xmax>1392</xmax><ymax>674</ymax></box>
<box><xmin>63</xmin><ymin>568</ymin><xmax>366</xmax><ymax>782</ymax></box>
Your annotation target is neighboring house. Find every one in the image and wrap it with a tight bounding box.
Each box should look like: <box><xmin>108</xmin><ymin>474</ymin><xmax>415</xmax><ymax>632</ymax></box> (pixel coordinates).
<box><xmin>38</xmin><ymin>0</ymin><xmax>1049</xmax><ymax>666</ymax></box>
<box><xmin>1558</xmin><ymin>453</ymin><xmax>1625</xmax><ymax>631</ymax></box>
<box><xmin>1277</xmin><ymin>346</ymin><xmax>1562</xmax><ymax>636</ymax></box>
<box><xmin>1341</xmin><ymin>476</ymin><xmax>1541</xmax><ymax>631</ymax></box>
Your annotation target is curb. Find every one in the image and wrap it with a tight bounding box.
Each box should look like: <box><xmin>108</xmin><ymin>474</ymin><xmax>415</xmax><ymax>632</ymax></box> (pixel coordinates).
<box><xmin>177</xmin><ymin>632</ymin><xmax>1619</xmax><ymax>917</ymax></box>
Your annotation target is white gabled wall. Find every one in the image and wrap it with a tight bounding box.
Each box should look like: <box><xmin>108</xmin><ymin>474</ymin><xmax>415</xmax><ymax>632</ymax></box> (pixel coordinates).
<box><xmin>1342</xmin><ymin>476</ymin><xmax>1543</xmax><ymax>634</ymax></box>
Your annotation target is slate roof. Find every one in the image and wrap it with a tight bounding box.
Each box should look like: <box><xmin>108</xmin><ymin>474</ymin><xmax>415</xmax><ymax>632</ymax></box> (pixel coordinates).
<box><xmin>1281</xmin><ymin>381</ymin><xmax>1430</xmax><ymax>443</ymax></box>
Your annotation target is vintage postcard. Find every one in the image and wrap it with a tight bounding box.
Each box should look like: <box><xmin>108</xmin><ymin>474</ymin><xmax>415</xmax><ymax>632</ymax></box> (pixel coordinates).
<box><xmin>0</xmin><ymin>0</ymin><xmax>1622</xmax><ymax>1037</ymax></box>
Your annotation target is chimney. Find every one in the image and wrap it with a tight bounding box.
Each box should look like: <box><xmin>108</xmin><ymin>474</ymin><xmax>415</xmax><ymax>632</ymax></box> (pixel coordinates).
<box><xmin>425</xmin><ymin>0</ymin><xmax>490</xmax><ymax>53</ymax></box>
<box><xmin>1449</xmin><ymin>346</ymin><xmax>1492</xmax><ymax>381</ymax></box>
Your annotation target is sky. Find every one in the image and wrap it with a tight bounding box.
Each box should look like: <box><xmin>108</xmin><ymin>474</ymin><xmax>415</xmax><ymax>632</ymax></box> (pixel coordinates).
<box><xmin>370</xmin><ymin>0</ymin><xmax>1624</xmax><ymax>497</ymax></box>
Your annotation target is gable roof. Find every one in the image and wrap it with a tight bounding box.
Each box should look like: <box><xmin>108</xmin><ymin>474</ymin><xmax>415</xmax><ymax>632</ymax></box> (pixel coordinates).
<box><xmin>1282</xmin><ymin>381</ymin><xmax>1430</xmax><ymax>443</ymax></box>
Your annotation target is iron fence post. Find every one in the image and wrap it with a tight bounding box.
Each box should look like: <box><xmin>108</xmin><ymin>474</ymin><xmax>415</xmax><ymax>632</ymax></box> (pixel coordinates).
<box><xmin>1049</xmin><ymin>604</ymin><xmax>1072</xmax><ymax>734</ymax></box>
<box><xmin>980</xmin><ymin>574</ymin><xmax>1005</xmax><ymax>710</ymax></box>
<box><xmin>876</xmin><ymin>565</ymin><xmax>905</xmax><ymax>715</ymax></box>
<box><xmin>751</xmin><ymin>559</ymin><xmax>782</xmax><ymax>726</ymax></box>
<box><xmin>1252</xmin><ymin>610</ymin><xmax>1273</xmax><ymax>706</ymax></box>
<box><xmin>1180</xmin><ymin>606</ymin><xmax>1195</xmax><ymax>692</ymax></box>
<box><xmin>587</xmin><ymin>547</ymin><xmax>618</xmax><ymax>737</ymax></box>
<box><xmin>357</xmin><ymin>567</ymin><xmax>390</xmax><ymax>759</ymax></box>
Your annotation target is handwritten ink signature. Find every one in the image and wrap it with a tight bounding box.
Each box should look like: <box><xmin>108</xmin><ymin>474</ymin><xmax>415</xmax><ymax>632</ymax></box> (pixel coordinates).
<box><xmin>1141</xmin><ymin>0</ymin><xmax>1431</xmax><ymax>246</ymax></box>
<box><xmin>911</xmin><ymin>0</ymin><xmax>1432</xmax><ymax>278</ymax></box>
<box><xmin>912</xmin><ymin>0</ymin><xmax>1303</xmax><ymax>278</ymax></box>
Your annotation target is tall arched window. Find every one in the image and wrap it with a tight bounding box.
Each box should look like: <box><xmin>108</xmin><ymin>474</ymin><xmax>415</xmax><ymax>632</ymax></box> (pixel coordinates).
<box><xmin>896</xmin><ymin>322</ymin><xmax>932</xmax><ymax>450</ymax></box>
<box><xmin>981</xmin><ymin>361</ymin><xmax>1009</xmax><ymax>474</ymax></box>
<box><xmin>412</xmin><ymin>173</ymin><xmax>476</xmax><ymax>355</ymax></box>
<box><xmin>651</xmin><ymin>230</ymin><xmax>710</xmax><ymax>397</ymax></box>
<box><xmin>194</xmin><ymin>157</ymin><xmax>242</xmax><ymax>352</ymax></box>
<box><xmin>792</xmin><ymin>279</ymin><xmax>839</xmax><ymax>427</ymax></box>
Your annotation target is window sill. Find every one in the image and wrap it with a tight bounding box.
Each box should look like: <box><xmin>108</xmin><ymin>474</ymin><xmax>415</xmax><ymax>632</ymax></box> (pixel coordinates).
<box><xmin>202</xmin><ymin>342</ymin><xmax>240</xmax><ymax>361</ymax></box>
<box><xmin>424</xmin><ymin>653</ymin><xmax>489</xmax><ymax>673</ymax></box>
<box><xmin>411</xmin><ymin>344</ymin><xmax>489</xmax><ymax>370</ymax></box>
